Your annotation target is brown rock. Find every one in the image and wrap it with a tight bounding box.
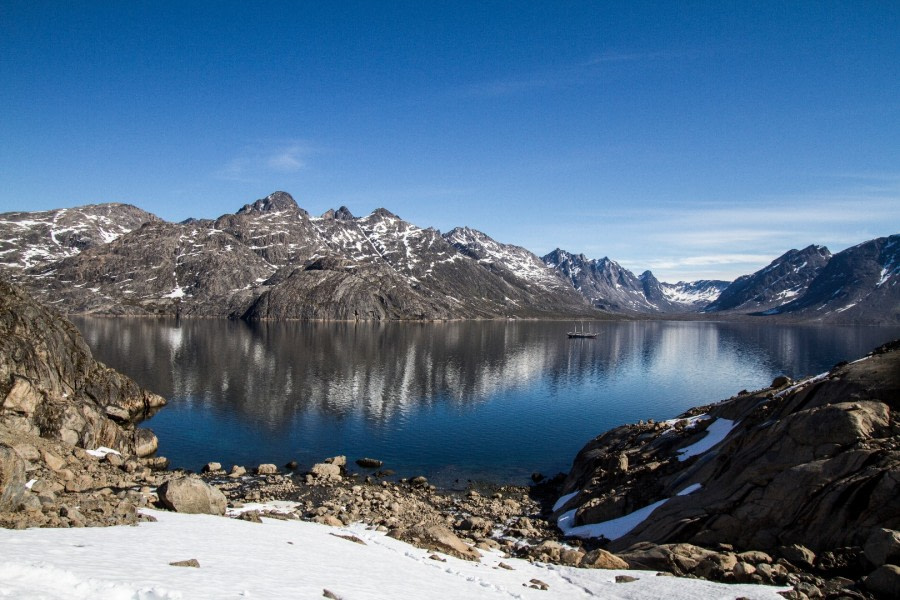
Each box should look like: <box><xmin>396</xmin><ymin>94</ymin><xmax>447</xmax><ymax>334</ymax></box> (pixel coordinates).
<box><xmin>157</xmin><ymin>476</ymin><xmax>227</xmax><ymax>515</ymax></box>
<box><xmin>169</xmin><ymin>559</ymin><xmax>200</xmax><ymax>568</ymax></box>
<box><xmin>864</xmin><ymin>565</ymin><xmax>900</xmax><ymax>599</ymax></box>
<box><xmin>41</xmin><ymin>450</ymin><xmax>67</xmax><ymax>472</ymax></box>
<box><xmin>582</xmin><ymin>548</ymin><xmax>629</xmax><ymax>570</ymax></box>
<box><xmin>310</xmin><ymin>463</ymin><xmax>342</xmax><ymax>481</ymax></box>
<box><xmin>133</xmin><ymin>429</ymin><xmax>159</xmax><ymax>458</ymax></box>
<box><xmin>324</xmin><ymin>456</ymin><xmax>346</xmax><ymax>468</ymax></box>
<box><xmin>389</xmin><ymin>524</ymin><xmax>481</xmax><ymax>562</ymax></box>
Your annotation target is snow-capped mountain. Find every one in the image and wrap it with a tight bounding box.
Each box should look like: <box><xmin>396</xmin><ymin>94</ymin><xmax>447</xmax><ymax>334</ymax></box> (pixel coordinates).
<box><xmin>542</xmin><ymin>248</ymin><xmax>658</xmax><ymax>313</ymax></box>
<box><xmin>540</xmin><ymin>249</ymin><xmax>724</xmax><ymax>314</ymax></box>
<box><xmin>7</xmin><ymin>192</ymin><xmax>593</xmax><ymax>320</ymax></box>
<box><xmin>2</xmin><ymin>192</ymin><xmax>895</xmax><ymax>323</ymax></box>
<box><xmin>635</xmin><ymin>271</ymin><xmax>730</xmax><ymax>313</ymax></box>
<box><xmin>0</xmin><ymin>203</ymin><xmax>158</xmax><ymax>274</ymax></box>
<box><xmin>762</xmin><ymin>234</ymin><xmax>900</xmax><ymax>323</ymax></box>
<box><xmin>703</xmin><ymin>245</ymin><xmax>832</xmax><ymax>313</ymax></box>
<box><xmin>444</xmin><ymin>227</ymin><xmax>578</xmax><ymax>295</ymax></box>
<box><xmin>659</xmin><ymin>279</ymin><xmax>730</xmax><ymax>309</ymax></box>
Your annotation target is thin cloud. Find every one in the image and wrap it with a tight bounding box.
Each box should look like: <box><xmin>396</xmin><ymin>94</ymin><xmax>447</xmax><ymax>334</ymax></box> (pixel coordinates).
<box><xmin>215</xmin><ymin>141</ymin><xmax>314</xmax><ymax>182</ymax></box>
<box><xmin>267</xmin><ymin>145</ymin><xmax>307</xmax><ymax>172</ymax></box>
<box><xmin>457</xmin><ymin>48</ymin><xmax>683</xmax><ymax>99</ymax></box>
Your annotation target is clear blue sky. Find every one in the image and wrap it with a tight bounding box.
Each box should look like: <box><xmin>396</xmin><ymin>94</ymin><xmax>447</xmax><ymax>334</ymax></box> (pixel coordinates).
<box><xmin>2</xmin><ymin>1</ymin><xmax>898</xmax><ymax>282</ymax></box>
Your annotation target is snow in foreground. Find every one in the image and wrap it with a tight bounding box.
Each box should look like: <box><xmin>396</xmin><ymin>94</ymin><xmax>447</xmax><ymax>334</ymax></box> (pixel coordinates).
<box><xmin>0</xmin><ymin>509</ymin><xmax>788</xmax><ymax>600</ymax></box>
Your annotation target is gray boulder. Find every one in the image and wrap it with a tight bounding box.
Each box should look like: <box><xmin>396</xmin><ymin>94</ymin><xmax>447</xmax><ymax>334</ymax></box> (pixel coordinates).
<box><xmin>157</xmin><ymin>476</ymin><xmax>226</xmax><ymax>515</ymax></box>
<box><xmin>0</xmin><ymin>443</ymin><xmax>26</xmax><ymax>512</ymax></box>
<box><xmin>865</xmin><ymin>529</ymin><xmax>900</xmax><ymax>568</ymax></box>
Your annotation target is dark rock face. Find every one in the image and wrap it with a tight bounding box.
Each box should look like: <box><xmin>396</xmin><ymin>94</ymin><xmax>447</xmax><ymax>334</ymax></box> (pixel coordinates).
<box><xmin>703</xmin><ymin>245</ymin><xmax>831</xmax><ymax>313</ymax></box>
<box><xmin>0</xmin><ymin>278</ymin><xmax>165</xmax><ymax>454</ymax></box>
<box><xmin>556</xmin><ymin>341</ymin><xmax>900</xmax><ymax>556</ymax></box>
<box><xmin>768</xmin><ymin>234</ymin><xmax>900</xmax><ymax>324</ymax></box>
<box><xmin>236</xmin><ymin>191</ymin><xmax>302</xmax><ymax>215</ymax></box>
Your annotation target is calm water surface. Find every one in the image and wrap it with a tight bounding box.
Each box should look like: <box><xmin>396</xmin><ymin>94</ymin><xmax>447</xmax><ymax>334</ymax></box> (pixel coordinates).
<box><xmin>72</xmin><ymin>318</ymin><xmax>900</xmax><ymax>487</ymax></box>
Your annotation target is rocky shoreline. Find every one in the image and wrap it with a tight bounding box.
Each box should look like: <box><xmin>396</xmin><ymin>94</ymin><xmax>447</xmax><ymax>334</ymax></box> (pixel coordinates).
<box><xmin>3</xmin><ymin>276</ymin><xmax>899</xmax><ymax>599</ymax></box>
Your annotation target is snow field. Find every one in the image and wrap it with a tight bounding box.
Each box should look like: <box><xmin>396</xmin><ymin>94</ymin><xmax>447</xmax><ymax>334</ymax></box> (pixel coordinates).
<box><xmin>0</xmin><ymin>508</ymin><xmax>788</xmax><ymax>600</ymax></box>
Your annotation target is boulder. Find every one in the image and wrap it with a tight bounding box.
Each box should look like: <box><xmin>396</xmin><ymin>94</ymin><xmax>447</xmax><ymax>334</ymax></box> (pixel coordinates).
<box><xmin>864</xmin><ymin>564</ymin><xmax>900</xmax><ymax>599</ymax></box>
<box><xmin>779</xmin><ymin>544</ymin><xmax>816</xmax><ymax>570</ymax></box>
<box><xmin>355</xmin><ymin>458</ymin><xmax>383</xmax><ymax>469</ymax></box>
<box><xmin>866</xmin><ymin>529</ymin><xmax>900</xmax><ymax>568</ymax></box>
<box><xmin>389</xmin><ymin>524</ymin><xmax>481</xmax><ymax>561</ymax></box>
<box><xmin>0</xmin><ymin>443</ymin><xmax>27</xmax><ymax>512</ymax></box>
<box><xmin>133</xmin><ymin>429</ymin><xmax>159</xmax><ymax>458</ymax></box>
<box><xmin>582</xmin><ymin>548</ymin><xmax>629</xmax><ymax>570</ymax></box>
<box><xmin>201</xmin><ymin>462</ymin><xmax>222</xmax><ymax>473</ymax></box>
<box><xmin>157</xmin><ymin>476</ymin><xmax>227</xmax><ymax>515</ymax></box>
<box><xmin>256</xmin><ymin>464</ymin><xmax>278</xmax><ymax>475</ymax></box>
<box><xmin>310</xmin><ymin>463</ymin><xmax>341</xmax><ymax>481</ymax></box>
<box><xmin>41</xmin><ymin>450</ymin><xmax>67</xmax><ymax>472</ymax></box>
<box><xmin>324</xmin><ymin>456</ymin><xmax>346</xmax><ymax>468</ymax></box>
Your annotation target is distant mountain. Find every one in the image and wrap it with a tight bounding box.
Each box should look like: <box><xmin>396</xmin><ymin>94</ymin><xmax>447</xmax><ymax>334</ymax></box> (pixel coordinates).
<box><xmin>6</xmin><ymin>192</ymin><xmax>594</xmax><ymax>321</ymax></box>
<box><xmin>2</xmin><ymin>192</ymin><xmax>895</xmax><ymax>323</ymax></box>
<box><xmin>0</xmin><ymin>203</ymin><xmax>159</xmax><ymax>273</ymax></box>
<box><xmin>541</xmin><ymin>250</ymin><xmax>726</xmax><ymax>314</ymax></box>
<box><xmin>703</xmin><ymin>245</ymin><xmax>832</xmax><ymax>313</ymax></box>
<box><xmin>659</xmin><ymin>278</ymin><xmax>730</xmax><ymax>311</ymax></box>
<box><xmin>542</xmin><ymin>249</ymin><xmax>658</xmax><ymax>313</ymax></box>
<box><xmin>761</xmin><ymin>235</ymin><xmax>899</xmax><ymax>324</ymax></box>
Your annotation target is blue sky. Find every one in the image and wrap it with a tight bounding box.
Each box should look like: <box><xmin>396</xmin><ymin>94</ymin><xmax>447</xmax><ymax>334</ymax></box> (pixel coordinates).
<box><xmin>2</xmin><ymin>1</ymin><xmax>898</xmax><ymax>282</ymax></box>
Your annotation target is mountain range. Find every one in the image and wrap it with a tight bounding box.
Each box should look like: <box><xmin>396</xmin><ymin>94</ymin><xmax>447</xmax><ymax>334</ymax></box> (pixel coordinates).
<box><xmin>1</xmin><ymin>192</ymin><xmax>897</xmax><ymax>324</ymax></box>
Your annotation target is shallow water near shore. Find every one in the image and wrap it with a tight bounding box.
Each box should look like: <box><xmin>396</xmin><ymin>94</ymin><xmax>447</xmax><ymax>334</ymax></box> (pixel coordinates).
<box><xmin>73</xmin><ymin>318</ymin><xmax>900</xmax><ymax>487</ymax></box>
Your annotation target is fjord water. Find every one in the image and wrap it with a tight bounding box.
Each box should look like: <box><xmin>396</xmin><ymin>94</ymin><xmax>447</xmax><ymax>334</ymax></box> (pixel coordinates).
<box><xmin>74</xmin><ymin>318</ymin><xmax>900</xmax><ymax>487</ymax></box>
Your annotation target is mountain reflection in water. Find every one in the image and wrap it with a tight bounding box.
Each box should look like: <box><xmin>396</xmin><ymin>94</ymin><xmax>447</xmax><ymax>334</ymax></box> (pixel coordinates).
<box><xmin>73</xmin><ymin>318</ymin><xmax>900</xmax><ymax>486</ymax></box>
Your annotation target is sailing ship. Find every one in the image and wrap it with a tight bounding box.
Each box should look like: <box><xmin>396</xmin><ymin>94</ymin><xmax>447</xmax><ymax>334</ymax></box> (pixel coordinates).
<box><xmin>567</xmin><ymin>322</ymin><xmax>598</xmax><ymax>338</ymax></box>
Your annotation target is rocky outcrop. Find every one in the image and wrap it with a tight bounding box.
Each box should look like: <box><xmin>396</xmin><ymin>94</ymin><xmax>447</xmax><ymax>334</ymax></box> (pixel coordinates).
<box><xmin>554</xmin><ymin>340</ymin><xmax>900</xmax><ymax>592</ymax></box>
<box><xmin>0</xmin><ymin>278</ymin><xmax>166</xmax><ymax>453</ymax></box>
<box><xmin>1</xmin><ymin>277</ymin><xmax>168</xmax><ymax>526</ymax></box>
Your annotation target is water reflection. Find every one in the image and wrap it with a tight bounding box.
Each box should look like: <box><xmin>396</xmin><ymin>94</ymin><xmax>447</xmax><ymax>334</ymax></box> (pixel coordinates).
<box><xmin>73</xmin><ymin>317</ymin><xmax>900</xmax><ymax>484</ymax></box>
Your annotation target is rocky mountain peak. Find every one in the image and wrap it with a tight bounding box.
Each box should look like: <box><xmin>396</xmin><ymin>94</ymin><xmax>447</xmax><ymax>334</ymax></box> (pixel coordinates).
<box><xmin>370</xmin><ymin>207</ymin><xmax>399</xmax><ymax>220</ymax></box>
<box><xmin>704</xmin><ymin>244</ymin><xmax>832</xmax><ymax>313</ymax></box>
<box><xmin>236</xmin><ymin>191</ymin><xmax>300</xmax><ymax>215</ymax></box>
